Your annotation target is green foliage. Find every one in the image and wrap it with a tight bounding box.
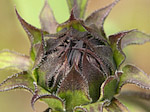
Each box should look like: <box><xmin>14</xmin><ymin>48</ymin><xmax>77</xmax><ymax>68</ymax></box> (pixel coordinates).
<box><xmin>118</xmin><ymin>64</ymin><xmax>150</xmax><ymax>93</ymax></box>
<box><xmin>0</xmin><ymin>50</ymin><xmax>32</xmax><ymax>71</ymax></box>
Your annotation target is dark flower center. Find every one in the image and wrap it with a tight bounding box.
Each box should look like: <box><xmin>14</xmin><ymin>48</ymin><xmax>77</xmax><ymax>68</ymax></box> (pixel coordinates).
<box><xmin>37</xmin><ymin>26</ymin><xmax>116</xmax><ymax>101</ymax></box>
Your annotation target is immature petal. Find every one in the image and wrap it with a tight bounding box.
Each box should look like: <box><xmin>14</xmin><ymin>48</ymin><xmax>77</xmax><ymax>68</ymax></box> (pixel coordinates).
<box><xmin>0</xmin><ymin>50</ymin><xmax>32</xmax><ymax>71</ymax></box>
<box><xmin>82</xmin><ymin>54</ymin><xmax>105</xmax><ymax>102</ymax></box>
<box><xmin>85</xmin><ymin>0</ymin><xmax>120</xmax><ymax>37</ymax></box>
<box><xmin>117</xmin><ymin>64</ymin><xmax>150</xmax><ymax>93</ymax></box>
<box><xmin>0</xmin><ymin>71</ymin><xmax>34</xmax><ymax>94</ymax></box>
<box><xmin>93</xmin><ymin>45</ymin><xmax>116</xmax><ymax>74</ymax></box>
<box><xmin>58</xmin><ymin>66</ymin><xmax>91</xmax><ymax>111</ymax></box>
<box><xmin>66</xmin><ymin>0</ymin><xmax>88</xmax><ymax>18</ymax></box>
<box><xmin>105</xmin><ymin>98</ymin><xmax>129</xmax><ymax>112</ymax></box>
<box><xmin>40</xmin><ymin>0</ymin><xmax>58</xmax><ymax>33</ymax></box>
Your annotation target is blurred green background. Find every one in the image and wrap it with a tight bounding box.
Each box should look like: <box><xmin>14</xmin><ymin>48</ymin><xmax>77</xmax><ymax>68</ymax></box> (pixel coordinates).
<box><xmin>0</xmin><ymin>0</ymin><xmax>150</xmax><ymax>112</ymax></box>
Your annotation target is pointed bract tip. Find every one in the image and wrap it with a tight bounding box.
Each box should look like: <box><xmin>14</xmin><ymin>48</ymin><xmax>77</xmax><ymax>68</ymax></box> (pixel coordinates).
<box><xmin>15</xmin><ymin>8</ymin><xmax>22</xmax><ymax>20</ymax></box>
<box><xmin>111</xmin><ymin>0</ymin><xmax>121</xmax><ymax>8</ymax></box>
<box><xmin>14</xmin><ymin>5</ymin><xmax>16</xmax><ymax>10</ymax></box>
<box><xmin>69</xmin><ymin>7</ymin><xmax>77</xmax><ymax>21</ymax></box>
<box><xmin>43</xmin><ymin>0</ymin><xmax>49</xmax><ymax>7</ymax></box>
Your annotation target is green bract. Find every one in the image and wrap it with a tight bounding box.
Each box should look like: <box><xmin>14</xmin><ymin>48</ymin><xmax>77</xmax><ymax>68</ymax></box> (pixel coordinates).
<box><xmin>0</xmin><ymin>0</ymin><xmax>150</xmax><ymax>112</ymax></box>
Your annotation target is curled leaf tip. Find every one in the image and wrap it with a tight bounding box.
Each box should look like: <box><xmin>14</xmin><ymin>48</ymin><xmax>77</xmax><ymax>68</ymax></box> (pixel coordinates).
<box><xmin>74</xmin><ymin>106</ymin><xmax>87</xmax><ymax>112</ymax></box>
<box><xmin>118</xmin><ymin>64</ymin><xmax>150</xmax><ymax>93</ymax></box>
<box><xmin>31</xmin><ymin>82</ymin><xmax>64</xmax><ymax>111</ymax></box>
<box><xmin>31</xmin><ymin>94</ymin><xmax>64</xmax><ymax>111</ymax></box>
<box><xmin>109</xmin><ymin>29</ymin><xmax>150</xmax><ymax>69</ymax></box>
<box><xmin>0</xmin><ymin>71</ymin><xmax>34</xmax><ymax>94</ymax></box>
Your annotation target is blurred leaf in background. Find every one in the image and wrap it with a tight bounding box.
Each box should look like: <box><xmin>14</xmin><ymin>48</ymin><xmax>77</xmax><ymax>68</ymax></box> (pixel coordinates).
<box><xmin>0</xmin><ymin>0</ymin><xmax>150</xmax><ymax>112</ymax></box>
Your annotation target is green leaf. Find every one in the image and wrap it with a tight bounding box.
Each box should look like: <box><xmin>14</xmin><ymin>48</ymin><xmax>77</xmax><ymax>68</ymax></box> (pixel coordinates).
<box><xmin>40</xmin><ymin>0</ymin><xmax>58</xmax><ymax>33</ymax></box>
<box><xmin>74</xmin><ymin>100</ymin><xmax>109</xmax><ymax>112</ymax></box>
<box><xmin>118</xmin><ymin>91</ymin><xmax>150</xmax><ymax>112</ymax></box>
<box><xmin>32</xmin><ymin>33</ymin><xmax>45</xmax><ymax>69</ymax></box>
<box><xmin>117</xmin><ymin>64</ymin><xmax>150</xmax><ymax>93</ymax></box>
<box><xmin>109</xmin><ymin>30</ymin><xmax>150</xmax><ymax>69</ymax></box>
<box><xmin>99</xmin><ymin>76</ymin><xmax>118</xmax><ymax>101</ymax></box>
<box><xmin>0</xmin><ymin>71</ymin><xmax>34</xmax><ymax>93</ymax></box>
<box><xmin>109</xmin><ymin>31</ymin><xmax>129</xmax><ymax>69</ymax></box>
<box><xmin>57</xmin><ymin>66</ymin><xmax>91</xmax><ymax>111</ymax></box>
<box><xmin>74</xmin><ymin>99</ymin><xmax>128</xmax><ymax>112</ymax></box>
<box><xmin>0</xmin><ymin>50</ymin><xmax>32</xmax><ymax>71</ymax></box>
<box><xmin>85</xmin><ymin>0</ymin><xmax>120</xmax><ymax>37</ymax></box>
<box><xmin>66</xmin><ymin>0</ymin><xmax>88</xmax><ymax>18</ymax></box>
<box><xmin>15</xmin><ymin>9</ymin><xmax>48</xmax><ymax>61</ymax></box>
<box><xmin>105</xmin><ymin>98</ymin><xmax>129</xmax><ymax>112</ymax></box>
<box><xmin>119</xmin><ymin>30</ymin><xmax>150</xmax><ymax>48</ymax></box>
<box><xmin>119</xmin><ymin>91</ymin><xmax>150</xmax><ymax>101</ymax></box>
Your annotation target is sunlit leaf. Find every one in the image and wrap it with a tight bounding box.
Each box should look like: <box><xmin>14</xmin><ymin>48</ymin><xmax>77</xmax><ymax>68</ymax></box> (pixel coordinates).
<box><xmin>105</xmin><ymin>98</ymin><xmax>129</xmax><ymax>112</ymax></box>
<box><xmin>0</xmin><ymin>50</ymin><xmax>32</xmax><ymax>71</ymax></box>
<box><xmin>32</xmin><ymin>33</ymin><xmax>45</xmax><ymax>69</ymax></box>
<box><xmin>85</xmin><ymin>0</ymin><xmax>120</xmax><ymax>37</ymax></box>
<box><xmin>117</xmin><ymin>64</ymin><xmax>150</xmax><ymax>93</ymax></box>
<box><xmin>99</xmin><ymin>76</ymin><xmax>118</xmax><ymax>101</ymax></box>
<box><xmin>0</xmin><ymin>71</ymin><xmax>34</xmax><ymax>94</ymax></box>
<box><xmin>58</xmin><ymin>66</ymin><xmax>91</xmax><ymax>111</ymax></box>
<box><xmin>66</xmin><ymin>0</ymin><xmax>88</xmax><ymax>18</ymax></box>
<box><xmin>40</xmin><ymin>0</ymin><xmax>58</xmax><ymax>33</ymax></box>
